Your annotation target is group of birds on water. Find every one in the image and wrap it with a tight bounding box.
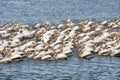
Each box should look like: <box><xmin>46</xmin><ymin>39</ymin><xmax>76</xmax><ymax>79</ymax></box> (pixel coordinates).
<box><xmin>0</xmin><ymin>17</ymin><xmax>120</xmax><ymax>64</ymax></box>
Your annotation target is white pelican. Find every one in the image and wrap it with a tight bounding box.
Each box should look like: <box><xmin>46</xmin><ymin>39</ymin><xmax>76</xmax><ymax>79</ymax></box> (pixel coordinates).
<box><xmin>33</xmin><ymin>23</ymin><xmax>41</xmax><ymax>29</ymax></box>
<box><xmin>33</xmin><ymin>51</ymin><xmax>46</xmax><ymax>59</ymax></box>
<box><xmin>62</xmin><ymin>46</ymin><xmax>73</xmax><ymax>57</ymax></box>
<box><xmin>55</xmin><ymin>53</ymin><xmax>67</xmax><ymax>60</ymax></box>
<box><xmin>41</xmin><ymin>55</ymin><xmax>53</xmax><ymax>61</ymax></box>
<box><xmin>0</xmin><ymin>58</ymin><xmax>12</xmax><ymax>64</ymax></box>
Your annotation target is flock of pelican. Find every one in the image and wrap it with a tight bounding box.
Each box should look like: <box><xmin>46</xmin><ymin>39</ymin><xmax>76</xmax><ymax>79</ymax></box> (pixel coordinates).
<box><xmin>0</xmin><ymin>18</ymin><xmax>120</xmax><ymax>64</ymax></box>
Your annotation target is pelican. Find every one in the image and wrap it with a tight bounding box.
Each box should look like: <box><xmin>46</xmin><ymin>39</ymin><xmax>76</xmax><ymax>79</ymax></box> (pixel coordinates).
<box><xmin>42</xmin><ymin>21</ymin><xmax>51</xmax><ymax>30</ymax></box>
<box><xmin>33</xmin><ymin>51</ymin><xmax>46</xmax><ymax>59</ymax></box>
<box><xmin>99</xmin><ymin>20</ymin><xmax>110</xmax><ymax>26</ymax></box>
<box><xmin>42</xmin><ymin>29</ymin><xmax>57</xmax><ymax>43</ymax></box>
<box><xmin>55</xmin><ymin>23</ymin><xmax>65</xmax><ymax>30</ymax></box>
<box><xmin>110</xmin><ymin>48</ymin><xmax>120</xmax><ymax>57</ymax></box>
<box><xmin>62</xmin><ymin>45</ymin><xmax>73</xmax><ymax>57</ymax></box>
<box><xmin>0</xmin><ymin>58</ymin><xmax>12</xmax><ymax>64</ymax></box>
<box><xmin>54</xmin><ymin>53</ymin><xmax>67</xmax><ymax>60</ymax></box>
<box><xmin>7</xmin><ymin>49</ymin><xmax>25</xmax><ymax>62</ymax></box>
<box><xmin>64</xmin><ymin>18</ymin><xmax>74</xmax><ymax>28</ymax></box>
<box><xmin>33</xmin><ymin>23</ymin><xmax>41</xmax><ymax>29</ymax></box>
<box><xmin>115</xmin><ymin>18</ymin><xmax>120</xmax><ymax>25</ymax></box>
<box><xmin>41</xmin><ymin>55</ymin><xmax>53</xmax><ymax>61</ymax></box>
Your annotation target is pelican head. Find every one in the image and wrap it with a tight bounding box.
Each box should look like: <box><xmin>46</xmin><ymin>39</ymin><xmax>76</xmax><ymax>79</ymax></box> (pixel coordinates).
<box><xmin>64</xmin><ymin>18</ymin><xmax>71</xmax><ymax>24</ymax></box>
<box><xmin>33</xmin><ymin>23</ymin><xmax>41</xmax><ymax>29</ymax></box>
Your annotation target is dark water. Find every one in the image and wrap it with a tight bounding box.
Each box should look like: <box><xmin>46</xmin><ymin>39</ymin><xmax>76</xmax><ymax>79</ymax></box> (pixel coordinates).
<box><xmin>0</xmin><ymin>0</ymin><xmax>120</xmax><ymax>80</ymax></box>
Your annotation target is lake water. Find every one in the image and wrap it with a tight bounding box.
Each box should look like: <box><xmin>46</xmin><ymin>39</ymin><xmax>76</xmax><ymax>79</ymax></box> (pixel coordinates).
<box><xmin>0</xmin><ymin>0</ymin><xmax>120</xmax><ymax>80</ymax></box>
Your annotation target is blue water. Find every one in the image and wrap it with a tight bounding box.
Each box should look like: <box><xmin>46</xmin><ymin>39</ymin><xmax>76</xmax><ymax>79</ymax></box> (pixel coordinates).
<box><xmin>0</xmin><ymin>0</ymin><xmax>119</xmax><ymax>24</ymax></box>
<box><xmin>0</xmin><ymin>0</ymin><xmax>120</xmax><ymax>80</ymax></box>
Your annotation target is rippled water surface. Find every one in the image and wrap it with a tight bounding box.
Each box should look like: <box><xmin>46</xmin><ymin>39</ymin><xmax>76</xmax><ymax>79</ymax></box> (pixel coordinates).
<box><xmin>0</xmin><ymin>0</ymin><xmax>120</xmax><ymax>80</ymax></box>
